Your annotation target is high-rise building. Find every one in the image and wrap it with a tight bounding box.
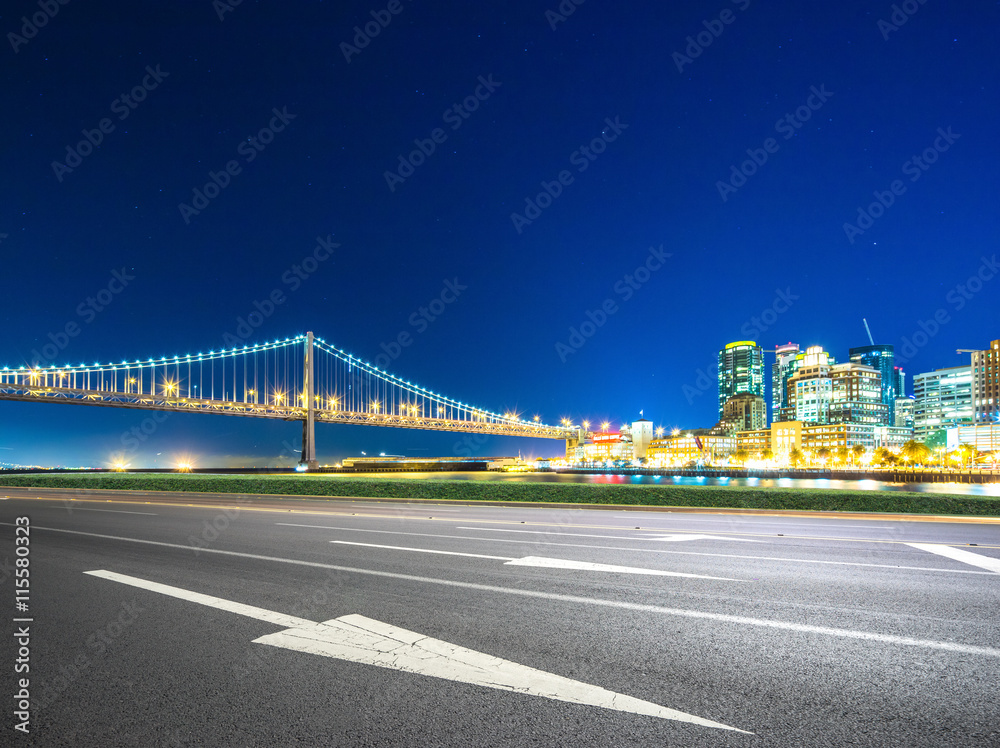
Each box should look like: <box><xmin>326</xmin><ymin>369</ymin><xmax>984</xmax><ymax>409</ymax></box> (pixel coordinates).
<box><xmin>829</xmin><ymin>362</ymin><xmax>887</xmax><ymax>425</ymax></box>
<box><xmin>894</xmin><ymin>366</ymin><xmax>906</xmax><ymax>399</ymax></box>
<box><xmin>849</xmin><ymin>344</ymin><xmax>897</xmax><ymax>425</ymax></box>
<box><xmin>894</xmin><ymin>396</ymin><xmax>915</xmax><ymax>430</ymax></box>
<box><xmin>913</xmin><ymin>365</ymin><xmax>973</xmax><ymax>442</ymax></box>
<box><xmin>971</xmin><ymin>339</ymin><xmax>1000</xmax><ymax>424</ymax></box>
<box><xmin>783</xmin><ymin>346</ymin><xmax>834</xmax><ymax>423</ymax></box>
<box><xmin>721</xmin><ymin>393</ymin><xmax>767</xmax><ymax>432</ymax></box>
<box><xmin>771</xmin><ymin>342</ymin><xmax>800</xmax><ymax>423</ymax></box>
<box><xmin>718</xmin><ymin>341</ymin><xmax>764</xmax><ymax>420</ymax></box>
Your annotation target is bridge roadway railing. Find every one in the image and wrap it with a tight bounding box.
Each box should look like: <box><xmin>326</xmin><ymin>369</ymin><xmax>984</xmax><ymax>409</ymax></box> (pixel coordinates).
<box><xmin>0</xmin><ymin>382</ymin><xmax>572</xmax><ymax>439</ymax></box>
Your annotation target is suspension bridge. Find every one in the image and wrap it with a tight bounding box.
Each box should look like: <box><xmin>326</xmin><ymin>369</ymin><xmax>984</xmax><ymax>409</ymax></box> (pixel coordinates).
<box><xmin>0</xmin><ymin>332</ymin><xmax>576</xmax><ymax>468</ymax></box>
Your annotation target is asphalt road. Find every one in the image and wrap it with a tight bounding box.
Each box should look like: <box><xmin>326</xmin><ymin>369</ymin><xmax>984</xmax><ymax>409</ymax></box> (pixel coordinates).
<box><xmin>2</xmin><ymin>487</ymin><xmax>999</xmax><ymax>747</ymax></box>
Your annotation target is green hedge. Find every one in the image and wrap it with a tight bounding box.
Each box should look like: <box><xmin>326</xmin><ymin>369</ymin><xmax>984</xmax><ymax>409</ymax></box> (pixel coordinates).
<box><xmin>1</xmin><ymin>473</ymin><xmax>998</xmax><ymax>516</ymax></box>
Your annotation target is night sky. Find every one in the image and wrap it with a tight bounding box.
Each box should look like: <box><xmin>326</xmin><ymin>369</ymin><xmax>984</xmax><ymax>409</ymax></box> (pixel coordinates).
<box><xmin>2</xmin><ymin>0</ymin><xmax>998</xmax><ymax>467</ymax></box>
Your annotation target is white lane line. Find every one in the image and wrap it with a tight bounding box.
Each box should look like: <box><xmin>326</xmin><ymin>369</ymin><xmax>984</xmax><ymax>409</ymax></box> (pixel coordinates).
<box><xmin>332</xmin><ymin>541</ymin><xmax>738</xmax><ymax>580</ymax></box>
<box><xmin>458</xmin><ymin>527</ymin><xmax>761</xmax><ymax>543</ymax></box>
<box><xmin>906</xmin><ymin>544</ymin><xmax>1000</xmax><ymax>574</ymax></box>
<box><xmin>71</xmin><ymin>508</ymin><xmax>158</xmax><ymax>515</ymax></box>
<box><xmin>332</xmin><ymin>541</ymin><xmax>513</xmax><ymax>561</ymax></box>
<box><xmin>85</xmin><ymin>569</ymin><xmax>748</xmax><ymax>732</ymax></box>
<box><xmin>14</xmin><ymin>525</ymin><xmax>1000</xmax><ymax>658</ymax></box>
<box><xmin>280</xmin><ymin>524</ymin><xmax>995</xmax><ymax>576</ymax></box>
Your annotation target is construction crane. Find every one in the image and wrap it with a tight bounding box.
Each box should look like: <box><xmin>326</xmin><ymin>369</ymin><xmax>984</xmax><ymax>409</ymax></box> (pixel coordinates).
<box><xmin>863</xmin><ymin>319</ymin><xmax>875</xmax><ymax>345</ymax></box>
<box><xmin>956</xmin><ymin>349</ymin><xmax>979</xmax><ymax>354</ymax></box>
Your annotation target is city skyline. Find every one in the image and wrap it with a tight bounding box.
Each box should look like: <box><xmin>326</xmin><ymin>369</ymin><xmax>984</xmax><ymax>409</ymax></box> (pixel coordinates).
<box><xmin>2</xmin><ymin>1</ymin><xmax>998</xmax><ymax>465</ymax></box>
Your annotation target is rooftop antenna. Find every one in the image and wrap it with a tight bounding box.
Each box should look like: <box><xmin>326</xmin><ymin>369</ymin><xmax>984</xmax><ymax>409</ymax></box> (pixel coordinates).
<box><xmin>863</xmin><ymin>318</ymin><xmax>875</xmax><ymax>346</ymax></box>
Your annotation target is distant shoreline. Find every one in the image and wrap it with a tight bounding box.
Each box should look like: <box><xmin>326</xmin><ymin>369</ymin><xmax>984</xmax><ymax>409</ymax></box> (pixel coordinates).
<box><xmin>2</xmin><ymin>472</ymin><xmax>998</xmax><ymax>517</ymax></box>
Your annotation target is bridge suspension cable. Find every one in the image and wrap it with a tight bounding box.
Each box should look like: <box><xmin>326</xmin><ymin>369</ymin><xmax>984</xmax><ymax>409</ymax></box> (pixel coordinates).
<box><xmin>0</xmin><ymin>332</ymin><xmax>574</xmax><ymax>452</ymax></box>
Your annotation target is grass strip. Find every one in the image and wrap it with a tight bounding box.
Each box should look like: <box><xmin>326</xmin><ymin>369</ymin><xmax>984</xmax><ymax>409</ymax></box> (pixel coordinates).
<box><xmin>1</xmin><ymin>473</ymin><xmax>998</xmax><ymax>516</ymax></box>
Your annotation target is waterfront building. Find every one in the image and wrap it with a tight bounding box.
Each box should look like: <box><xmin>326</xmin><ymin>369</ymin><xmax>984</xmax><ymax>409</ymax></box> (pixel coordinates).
<box><xmin>631</xmin><ymin>418</ymin><xmax>653</xmax><ymax>460</ymax></box>
<box><xmin>718</xmin><ymin>341</ymin><xmax>765</xmax><ymax>420</ymax></box>
<box><xmin>894</xmin><ymin>396</ymin><xmax>915</xmax><ymax>430</ymax></box>
<box><xmin>648</xmin><ymin>430</ymin><xmax>736</xmax><ymax>464</ymax></box>
<box><xmin>913</xmin><ymin>365</ymin><xmax>973</xmax><ymax>442</ymax></box>
<box><xmin>971</xmin><ymin>339</ymin><xmax>1000</xmax><ymax>425</ymax></box>
<box><xmin>583</xmin><ymin>431</ymin><xmax>633</xmax><ymax>462</ymax></box>
<box><xmin>771</xmin><ymin>342</ymin><xmax>800</xmax><ymax>424</ymax></box>
<box><xmin>829</xmin><ymin>362</ymin><xmax>888</xmax><ymax>425</ymax></box>
<box><xmin>766</xmin><ymin>420</ymin><xmax>908</xmax><ymax>460</ymax></box>
<box><xmin>946</xmin><ymin>422</ymin><xmax>1000</xmax><ymax>454</ymax></box>
<box><xmin>720</xmin><ymin>393</ymin><xmax>767</xmax><ymax>432</ymax></box>
<box><xmin>785</xmin><ymin>346</ymin><xmax>835</xmax><ymax>424</ymax></box>
<box><xmin>735</xmin><ymin>428</ymin><xmax>771</xmax><ymax>456</ymax></box>
<box><xmin>849</xmin><ymin>344</ymin><xmax>898</xmax><ymax>424</ymax></box>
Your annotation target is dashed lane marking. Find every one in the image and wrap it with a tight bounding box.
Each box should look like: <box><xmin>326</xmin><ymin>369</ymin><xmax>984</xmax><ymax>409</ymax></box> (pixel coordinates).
<box><xmin>331</xmin><ymin>540</ymin><xmax>740</xmax><ymax>580</ymax></box>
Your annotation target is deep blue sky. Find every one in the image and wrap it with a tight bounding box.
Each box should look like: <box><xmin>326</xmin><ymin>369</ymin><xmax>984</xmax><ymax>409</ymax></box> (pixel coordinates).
<box><xmin>2</xmin><ymin>1</ymin><xmax>998</xmax><ymax>466</ymax></box>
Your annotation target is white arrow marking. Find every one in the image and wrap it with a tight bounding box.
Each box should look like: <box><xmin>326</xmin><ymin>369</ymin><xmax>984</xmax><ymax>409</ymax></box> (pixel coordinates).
<box><xmin>332</xmin><ymin>540</ymin><xmax>514</xmax><ymax>561</ymax></box>
<box><xmin>504</xmin><ymin>556</ymin><xmax>739</xmax><ymax>579</ymax></box>
<box><xmin>331</xmin><ymin>541</ymin><xmax>739</xmax><ymax>580</ymax></box>
<box><xmin>651</xmin><ymin>534</ymin><xmax>760</xmax><ymax>543</ymax></box>
<box><xmin>906</xmin><ymin>543</ymin><xmax>1000</xmax><ymax>574</ymax></box>
<box><xmin>83</xmin><ymin>570</ymin><xmax>749</xmax><ymax>733</ymax></box>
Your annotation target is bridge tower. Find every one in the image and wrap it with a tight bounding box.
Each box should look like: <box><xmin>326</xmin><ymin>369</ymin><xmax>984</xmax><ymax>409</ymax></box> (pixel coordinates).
<box><xmin>299</xmin><ymin>331</ymin><xmax>319</xmax><ymax>470</ymax></box>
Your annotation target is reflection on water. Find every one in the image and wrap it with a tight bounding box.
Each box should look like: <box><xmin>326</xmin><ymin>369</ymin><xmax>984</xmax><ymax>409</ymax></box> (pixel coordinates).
<box><xmin>331</xmin><ymin>471</ymin><xmax>1000</xmax><ymax>497</ymax></box>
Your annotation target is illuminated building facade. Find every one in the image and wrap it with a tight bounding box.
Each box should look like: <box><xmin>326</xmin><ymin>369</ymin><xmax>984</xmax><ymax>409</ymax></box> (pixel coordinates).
<box><xmin>771</xmin><ymin>342</ymin><xmax>800</xmax><ymax>424</ymax></box>
<box><xmin>828</xmin><ymin>362</ymin><xmax>888</xmax><ymax>425</ymax></box>
<box><xmin>849</xmin><ymin>344</ymin><xmax>899</xmax><ymax>425</ymax></box>
<box><xmin>631</xmin><ymin>418</ymin><xmax>653</xmax><ymax>460</ymax></box>
<box><xmin>720</xmin><ymin>393</ymin><xmax>767</xmax><ymax>432</ymax></box>
<box><xmin>718</xmin><ymin>341</ymin><xmax>764</xmax><ymax>420</ymax></box>
<box><xmin>894</xmin><ymin>396</ymin><xmax>915</xmax><ymax>429</ymax></box>
<box><xmin>913</xmin><ymin>365</ymin><xmax>973</xmax><ymax>442</ymax></box>
<box><xmin>971</xmin><ymin>339</ymin><xmax>1000</xmax><ymax>425</ymax></box>
<box><xmin>648</xmin><ymin>431</ymin><xmax>736</xmax><ymax>464</ymax></box>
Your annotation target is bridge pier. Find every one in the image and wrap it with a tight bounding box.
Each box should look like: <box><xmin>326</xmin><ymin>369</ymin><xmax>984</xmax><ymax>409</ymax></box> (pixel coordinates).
<box><xmin>299</xmin><ymin>331</ymin><xmax>319</xmax><ymax>471</ymax></box>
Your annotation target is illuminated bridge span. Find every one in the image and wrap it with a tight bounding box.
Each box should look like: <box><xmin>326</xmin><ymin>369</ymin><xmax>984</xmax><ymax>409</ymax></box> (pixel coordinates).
<box><xmin>0</xmin><ymin>332</ymin><xmax>574</xmax><ymax>468</ymax></box>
